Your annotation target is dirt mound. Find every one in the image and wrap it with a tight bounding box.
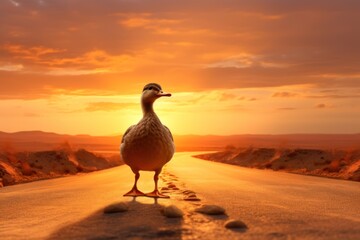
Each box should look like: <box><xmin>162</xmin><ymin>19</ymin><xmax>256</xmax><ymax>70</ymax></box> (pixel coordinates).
<box><xmin>195</xmin><ymin>148</ymin><xmax>360</xmax><ymax>181</ymax></box>
<box><xmin>0</xmin><ymin>149</ymin><xmax>123</xmax><ymax>187</ymax></box>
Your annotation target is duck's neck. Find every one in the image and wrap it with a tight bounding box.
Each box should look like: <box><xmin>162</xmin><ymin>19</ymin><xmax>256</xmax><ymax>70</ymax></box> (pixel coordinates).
<box><xmin>141</xmin><ymin>99</ymin><xmax>156</xmax><ymax>117</ymax></box>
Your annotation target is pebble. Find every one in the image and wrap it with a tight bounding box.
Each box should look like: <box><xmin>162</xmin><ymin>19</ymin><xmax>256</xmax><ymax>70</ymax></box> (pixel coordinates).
<box><xmin>195</xmin><ymin>205</ymin><xmax>226</xmax><ymax>215</ymax></box>
<box><xmin>167</xmin><ymin>184</ymin><xmax>176</xmax><ymax>188</ymax></box>
<box><xmin>224</xmin><ymin>219</ymin><xmax>248</xmax><ymax>229</ymax></box>
<box><xmin>162</xmin><ymin>205</ymin><xmax>184</xmax><ymax>218</ymax></box>
<box><xmin>161</xmin><ymin>187</ymin><xmax>169</xmax><ymax>190</ymax></box>
<box><xmin>183</xmin><ymin>190</ymin><xmax>196</xmax><ymax>195</ymax></box>
<box><xmin>103</xmin><ymin>202</ymin><xmax>129</xmax><ymax>214</ymax></box>
<box><xmin>184</xmin><ymin>196</ymin><xmax>201</xmax><ymax>201</ymax></box>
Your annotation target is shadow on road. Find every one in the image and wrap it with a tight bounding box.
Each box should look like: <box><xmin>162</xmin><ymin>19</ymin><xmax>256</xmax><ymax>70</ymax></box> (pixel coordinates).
<box><xmin>47</xmin><ymin>198</ymin><xmax>183</xmax><ymax>239</ymax></box>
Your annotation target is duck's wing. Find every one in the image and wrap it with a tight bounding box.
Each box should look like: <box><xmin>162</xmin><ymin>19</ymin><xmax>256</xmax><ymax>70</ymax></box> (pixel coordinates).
<box><xmin>163</xmin><ymin>125</ymin><xmax>173</xmax><ymax>142</ymax></box>
<box><xmin>121</xmin><ymin>125</ymin><xmax>136</xmax><ymax>143</ymax></box>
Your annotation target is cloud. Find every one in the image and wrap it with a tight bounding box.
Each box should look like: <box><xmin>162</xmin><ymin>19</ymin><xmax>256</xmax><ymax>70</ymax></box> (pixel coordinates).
<box><xmin>277</xmin><ymin>107</ymin><xmax>297</xmax><ymax>111</ymax></box>
<box><xmin>8</xmin><ymin>0</ymin><xmax>20</xmax><ymax>7</ymax></box>
<box><xmin>307</xmin><ymin>94</ymin><xmax>360</xmax><ymax>99</ymax></box>
<box><xmin>237</xmin><ymin>96</ymin><xmax>258</xmax><ymax>101</ymax></box>
<box><xmin>3</xmin><ymin>44</ymin><xmax>64</xmax><ymax>60</ymax></box>
<box><xmin>0</xmin><ymin>63</ymin><xmax>23</xmax><ymax>71</ymax></box>
<box><xmin>119</xmin><ymin>15</ymin><xmax>181</xmax><ymax>29</ymax></box>
<box><xmin>0</xmin><ymin>0</ymin><xmax>359</xmax><ymax>99</ymax></box>
<box><xmin>205</xmin><ymin>54</ymin><xmax>290</xmax><ymax>69</ymax></box>
<box><xmin>272</xmin><ymin>92</ymin><xmax>298</xmax><ymax>98</ymax></box>
<box><xmin>1</xmin><ymin>45</ymin><xmax>135</xmax><ymax>75</ymax></box>
<box><xmin>45</xmin><ymin>68</ymin><xmax>110</xmax><ymax>76</ymax></box>
<box><xmin>219</xmin><ymin>92</ymin><xmax>236</xmax><ymax>101</ymax></box>
<box><xmin>316</xmin><ymin>103</ymin><xmax>327</xmax><ymax>108</ymax></box>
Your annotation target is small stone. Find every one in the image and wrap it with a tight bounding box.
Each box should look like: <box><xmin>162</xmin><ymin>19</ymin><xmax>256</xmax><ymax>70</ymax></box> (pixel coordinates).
<box><xmin>172</xmin><ymin>187</ymin><xmax>179</xmax><ymax>190</ymax></box>
<box><xmin>161</xmin><ymin>187</ymin><xmax>169</xmax><ymax>190</ymax></box>
<box><xmin>195</xmin><ymin>205</ymin><xmax>226</xmax><ymax>215</ymax></box>
<box><xmin>167</xmin><ymin>184</ymin><xmax>176</xmax><ymax>188</ymax></box>
<box><xmin>162</xmin><ymin>205</ymin><xmax>184</xmax><ymax>218</ymax></box>
<box><xmin>104</xmin><ymin>202</ymin><xmax>129</xmax><ymax>214</ymax></box>
<box><xmin>183</xmin><ymin>190</ymin><xmax>196</xmax><ymax>195</ymax></box>
<box><xmin>184</xmin><ymin>196</ymin><xmax>201</xmax><ymax>201</ymax></box>
<box><xmin>224</xmin><ymin>219</ymin><xmax>248</xmax><ymax>229</ymax></box>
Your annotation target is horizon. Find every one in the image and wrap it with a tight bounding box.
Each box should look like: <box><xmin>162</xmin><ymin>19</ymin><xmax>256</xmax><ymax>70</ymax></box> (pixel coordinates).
<box><xmin>1</xmin><ymin>0</ymin><xmax>360</xmax><ymax>135</ymax></box>
<box><xmin>1</xmin><ymin>129</ymin><xmax>360</xmax><ymax>137</ymax></box>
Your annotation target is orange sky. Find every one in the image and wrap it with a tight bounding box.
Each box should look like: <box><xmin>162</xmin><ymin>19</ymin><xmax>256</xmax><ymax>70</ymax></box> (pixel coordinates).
<box><xmin>0</xmin><ymin>0</ymin><xmax>359</xmax><ymax>135</ymax></box>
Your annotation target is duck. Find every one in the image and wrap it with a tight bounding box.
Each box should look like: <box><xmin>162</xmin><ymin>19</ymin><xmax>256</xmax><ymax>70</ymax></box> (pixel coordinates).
<box><xmin>120</xmin><ymin>83</ymin><xmax>175</xmax><ymax>198</ymax></box>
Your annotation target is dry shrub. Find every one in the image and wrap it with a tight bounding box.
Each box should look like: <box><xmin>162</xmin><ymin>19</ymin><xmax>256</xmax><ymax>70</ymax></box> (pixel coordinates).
<box><xmin>21</xmin><ymin>161</ymin><xmax>33</xmax><ymax>176</ymax></box>
<box><xmin>329</xmin><ymin>159</ymin><xmax>341</xmax><ymax>172</ymax></box>
<box><xmin>265</xmin><ymin>162</ymin><xmax>272</xmax><ymax>168</ymax></box>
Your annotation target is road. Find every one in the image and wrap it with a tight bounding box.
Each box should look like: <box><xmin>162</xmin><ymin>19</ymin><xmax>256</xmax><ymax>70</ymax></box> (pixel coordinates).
<box><xmin>0</xmin><ymin>152</ymin><xmax>359</xmax><ymax>239</ymax></box>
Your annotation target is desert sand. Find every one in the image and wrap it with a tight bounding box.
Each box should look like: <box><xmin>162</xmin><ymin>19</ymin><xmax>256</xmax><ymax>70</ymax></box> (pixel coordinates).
<box><xmin>195</xmin><ymin>147</ymin><xmax>360</xmax><ymax>181</ymax></box>
<box><xmin>0</xmin><ymin>147</ymin><xmax>122</xmax><ymax>187</ymax></box>
<box><xmin>1</xmin><ymin>152</ymin><xmax>359</xmax><ymax>240</ymax></box>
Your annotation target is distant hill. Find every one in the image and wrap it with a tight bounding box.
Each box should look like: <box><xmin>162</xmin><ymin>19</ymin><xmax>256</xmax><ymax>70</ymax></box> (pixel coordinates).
<box><xmin>175</xmin><ymin>134</ymin><xmax>360</xmax><ymax>150</ymax></box>
<box><xmin>0</xmin><ymin>131</ymin><xmax>359</xmax><ymax>152</ymax></box>
<box><xmin>0</xmin><ymin>131</ymin><xmax>120</xmax><ymax>152</ymax></box>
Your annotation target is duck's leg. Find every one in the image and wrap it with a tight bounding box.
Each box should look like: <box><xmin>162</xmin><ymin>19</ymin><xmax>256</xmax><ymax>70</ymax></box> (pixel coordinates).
<box><xmin>124</xmin><ymin>171</ymin><xmax>145</xmax><ymax>197</ymax></box>
<box><xmin>146</xmin><ymin>169</ymin><xmax>170</xmax><ymax>198</ymax></box>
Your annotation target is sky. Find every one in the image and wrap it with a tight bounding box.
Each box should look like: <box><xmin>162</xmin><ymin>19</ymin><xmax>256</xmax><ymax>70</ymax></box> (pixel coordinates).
<box><xmin>0</xmin><ymin>0</ymin><xmax>360</xmax><ymax>136</ymax></box>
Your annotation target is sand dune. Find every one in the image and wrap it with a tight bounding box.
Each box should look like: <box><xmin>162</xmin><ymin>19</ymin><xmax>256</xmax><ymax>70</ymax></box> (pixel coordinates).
<box><xmin>195</xmin><ymin>148</ymin><xmax>360</xmax><ymax>181</ymax></box>
<box><xmin>0</xmin><ymin>148</ymin><xmax>122</xmax><ymax>187</ymax></box>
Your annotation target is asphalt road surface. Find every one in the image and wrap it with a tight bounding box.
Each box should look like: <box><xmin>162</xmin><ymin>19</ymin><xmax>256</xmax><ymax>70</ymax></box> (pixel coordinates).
<box><xmin>1</xmin><ymin>152</ymin><xmax>359</xmax><ymax>239</ymax></box>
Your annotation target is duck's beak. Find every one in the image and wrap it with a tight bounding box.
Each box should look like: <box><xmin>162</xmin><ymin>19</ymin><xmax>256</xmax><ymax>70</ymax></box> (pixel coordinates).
<box><xmin>157</xmin><ymin>91</ymin><xmax>171</xmax><ymax>97</ymax></box>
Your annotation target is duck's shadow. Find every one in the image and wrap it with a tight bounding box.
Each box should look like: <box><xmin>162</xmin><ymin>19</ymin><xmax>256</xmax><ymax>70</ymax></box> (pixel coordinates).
<box><xmin>47</xmin><ymin>197</ymin><xmax>183</xmax><ymax>240</ymax></box>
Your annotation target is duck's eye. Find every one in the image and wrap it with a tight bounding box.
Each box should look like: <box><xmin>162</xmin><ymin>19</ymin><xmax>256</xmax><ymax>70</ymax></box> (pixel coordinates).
<box><xmin>149</xmin><ymin>87</ymin><xmax>153</xmax><ymax>90</ymax></box>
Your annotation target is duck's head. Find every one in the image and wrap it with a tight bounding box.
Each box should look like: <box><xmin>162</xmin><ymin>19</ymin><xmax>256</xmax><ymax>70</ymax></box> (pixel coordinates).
<box><xmin>141</xmin><ymin>83</ymin><xmax>171</xmax><ymax>104</ymax></box>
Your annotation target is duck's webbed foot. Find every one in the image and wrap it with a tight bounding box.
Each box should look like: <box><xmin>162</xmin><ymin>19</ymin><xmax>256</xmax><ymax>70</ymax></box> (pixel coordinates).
<box><xmin>124</xmin><ymin>171</ymin><xmax>144</xmax><ymax>197</ymax></box>
<box><xmin>146</xmin><ymin>190</ymin><xmax>170</xmax><ymax>198</ymax></box>
<box><xmin>123</xmin><ymin>187</ymin><xmax>145</xmax><ymax>197</ymax></box>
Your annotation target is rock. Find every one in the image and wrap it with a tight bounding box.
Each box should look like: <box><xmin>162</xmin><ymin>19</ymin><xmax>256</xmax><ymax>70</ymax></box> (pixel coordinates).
<box><xmin>195</xmin><ymin>205</ymin><xmax>226</xmax><ymax>215</ymax></box>
<box><xmin>183</xmin><ymin>190</ymin><xmax>196</xmax><ymax>195</ymax></box>
<box><xmin>184</xmin><ymin>196</ymin><xmax>201</xmax><ymax>201</ymax></box>
<box><xmin>161</xmin><ymin>187</ymin><xmax>169</xmax><ymax>190</ymax></box>
<box><xmin>103</xmin><ymin>202</ymin><xmax>129</xmax><ymax>214</ymax></box>
<box><xmin>167</xmin><ymin>183</ymin><xmax>176</xmax><ymax>188</ymax></box>
<box><xmin>224</xmin><ymin>219</ymin><xmax>248</xmax><ymax>229</ymax></box>
<box><xmin>162</xmin><ymin>205</ymin><xmax>184</xmax><ymax>218</ymax></box>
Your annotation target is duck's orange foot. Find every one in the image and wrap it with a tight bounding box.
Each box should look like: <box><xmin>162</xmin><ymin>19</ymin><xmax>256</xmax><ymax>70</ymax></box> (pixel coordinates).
<box><xmin>145</xmin><ymin>190</ymin><xmax>170</xmax><ymax>198</ymax></box>
<box><xmin>123</xmin><ymin>188</ymin><xmax>145</xmax><ymax>197</ymax></box>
